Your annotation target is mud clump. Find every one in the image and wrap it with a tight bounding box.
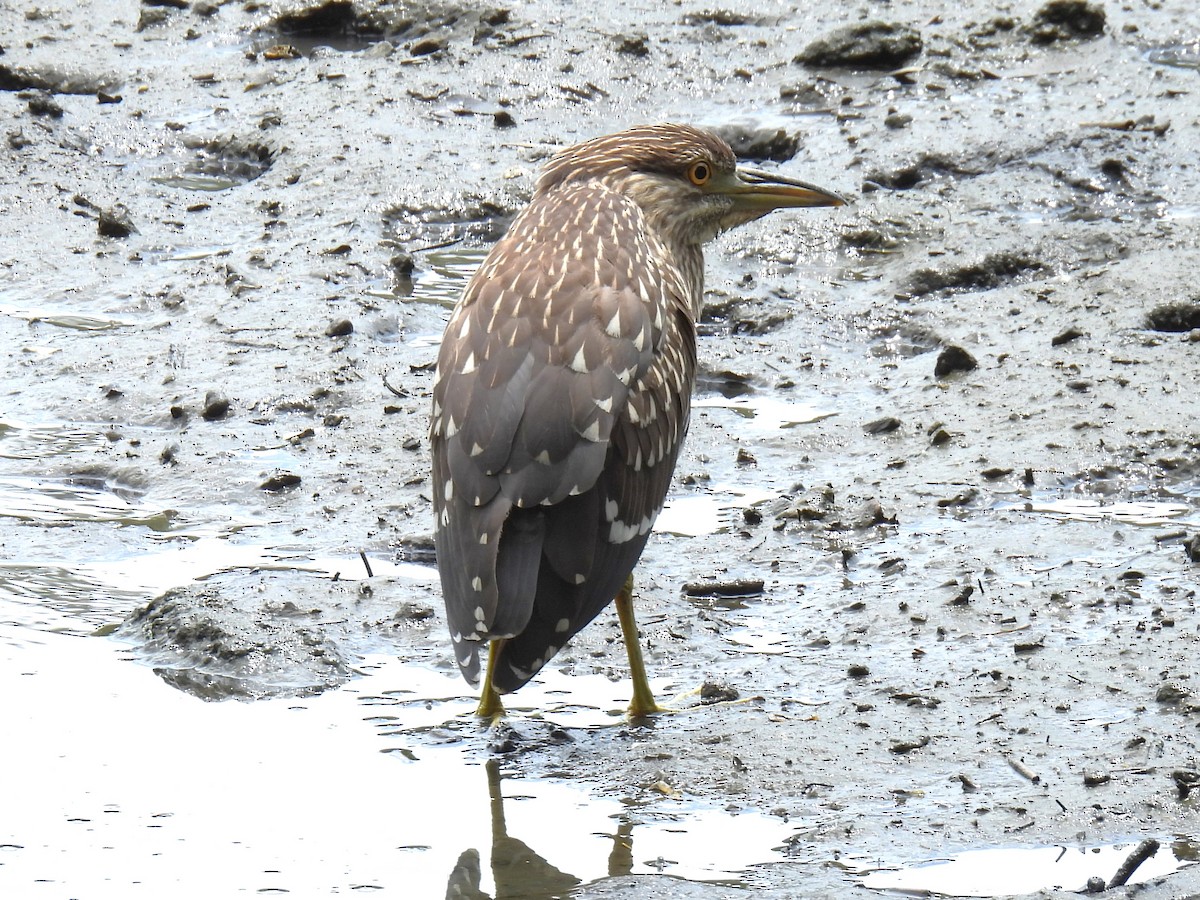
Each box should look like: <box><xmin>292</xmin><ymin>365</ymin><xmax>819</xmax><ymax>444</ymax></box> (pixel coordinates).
<box><xmin>795</xmin><ymin>21</ymin><xmax>922</xmax><ymax>69</ymax></box>
<box><xmin>23</xmin><ymin>90</ymin><xmax>64</xmax><ymax>118</ymax></box>
<box><xmin>201</xmin><ymin>390</ymin><xmax>230</xmax><ymax>420</ymax></box>
<box><xmin>118</xmin><ymin>573</ymin><xmax>435</xmax><ymax>700</ymax></box>
<box><xmin>273</xmin><ymin>0</ymin><xmax>357</xmax><ymax>34</ymax></box>
<box><xmin>121</xmin><ymin>587</ymin><xmax>352</xmax><ymax>700</ymax></box>
<box><xmin>0</xmin><ymin>62</ymin><xmax>118</xmax><ymax>95</ymax></box>
<box><xmin>1185</xmin><ymin>534</ymin><xmax>1200</xmax><ymax>563</ymax></box>
<box><xmin>717</xmin><ymin>125</ymin><xmax>800</xmax><ymax>163</ymax></box>
<box><xmin>97</xmin><ymin>205</ymin><xmax>136</xmax><ymax>238</ymax></box>
<box><xmin>934</xmin><ymin>345</ymin><xmax>978</xmax><ymax>377</ymax></box>
<box><xmin>271</xmin><ymin>0</ymin><xmax>512</xmax><ymax>43</ymax></box>
<box><xmin>383</xmin><ymin>196</ymin><xmax>517</xmax><ymax>246</ymax></box>
<box><xmin>1027</xmin><ymin>0</ymin><xmax>1106</xmax><ymax>44</ymax></box>
<box><xmin>901</xmin><ymin>252</ymin><xmax>1047</xmax><ymax>298</ymax></box>
<box><xmin>1145</xmin><ymin>300</ymin><xmax>1200</xmax><ymax>333</ymax></box>
<box><xmin>155</xmin><ymin>136</ymin><xmax>277</xmax><ymax>191</ymax></box>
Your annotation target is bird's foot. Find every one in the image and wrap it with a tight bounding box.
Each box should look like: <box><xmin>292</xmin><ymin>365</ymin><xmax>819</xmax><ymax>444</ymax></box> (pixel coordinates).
<box><xmin>474</xmin><ymin>683</ymin><xmax>507</xmax><ymax>727</ymax></box>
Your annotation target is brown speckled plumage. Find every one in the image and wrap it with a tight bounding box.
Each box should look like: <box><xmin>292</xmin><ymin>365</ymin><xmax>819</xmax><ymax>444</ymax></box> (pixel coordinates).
<box><xmin>429</xmin><ymin>123</ymin><xmax>842</xmax><ymax>702</ymax></box>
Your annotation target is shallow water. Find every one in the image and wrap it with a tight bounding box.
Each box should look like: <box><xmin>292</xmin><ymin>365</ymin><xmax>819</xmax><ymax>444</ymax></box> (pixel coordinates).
<box><xmin>0</xmin><ymin>622</ymin><xmax>800</xmax><ymax>897</ymax></box>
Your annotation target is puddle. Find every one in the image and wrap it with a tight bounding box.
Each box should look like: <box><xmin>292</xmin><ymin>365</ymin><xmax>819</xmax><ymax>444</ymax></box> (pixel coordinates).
<box><xmin>0</xmin><ymin>630</ymin><xmax>798</xmax><ymax>897</ymax></box>
<box><xmin>693</xmin><ymin>395</ymin><xmax>836</xmax><ymax>430</ymax></box>
<box><xmin>0</xmin><ymin>303</ymin><xmax>139</xmax><ymax>331</ymax></box>
<box><xmin>407</xmin><ymin>245</ymin><xmax>489</xmax><ymax>309</ymax></box>
<box><xmin>259</xmin><ymin>33</ymin><xmax>383</xmax><ymax>57</ymax></box>
<box><xmin>656</xmin><ymin>486</ymin><xmax>774</xmax><ymax>537</ymax></box>
<box><xmin>0</xmin><ymin>476</ymin><xmax>175</xmax><ymax>530</ymax></box>
<box><xmin>1146</xmin><ymin>42</ymin><xmax>1200</xmax><ymax>71</ymax></box>
<box><xmin>0</xmin><ymin>419</ymin><xmax>109</xmax><ymax>460</ymax></box>
<box><xmin>724</xmin><ymin>619</ymin><xmax>798</xmax><ymax>656</ymax></box>
<box><xmin>855</xmin><ymin>839</ymin><xmax>1196</xmax><ymax>896</ymax></box>
<box><xmin>1011</xmin><ymin>498</ymin><xmax>1195</xmax><ymax>526</ymax></box>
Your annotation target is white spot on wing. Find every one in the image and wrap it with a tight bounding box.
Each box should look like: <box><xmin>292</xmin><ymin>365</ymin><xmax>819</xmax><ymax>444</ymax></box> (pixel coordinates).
<box><xmin>605</xmin><ymin>308</ymin><xmax>622</xmax><ymax>338</ymax></box>
<box><xmin>569</xmin><ymin>346</ymin><xmax>589</xmax><ymax>374</ymax></box>
<box><xmin>608</xmin><ymin>518</ymin><xmax>641</xmax><ymax>543</ymax></box>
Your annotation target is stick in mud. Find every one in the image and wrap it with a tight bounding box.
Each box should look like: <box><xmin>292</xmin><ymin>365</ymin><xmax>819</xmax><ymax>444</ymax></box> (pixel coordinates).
<box><xmin>1107</xmin><ymin>838</ymin><xmax>1160</xmax><ymax>889</ymax></box>
<box><xmin>1007</xmin><ymin>756</ymin><xmax>1040</xmax><ymax>783</ymax></box>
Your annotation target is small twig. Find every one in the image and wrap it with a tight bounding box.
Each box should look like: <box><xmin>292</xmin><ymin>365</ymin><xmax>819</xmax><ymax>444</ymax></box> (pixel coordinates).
<box><xmin>413</xmin><ymin>236</ymin><xmax>464</xmax><ymax>254</ymax></box>
<box><xmin>383</xmin><ymin>372</ymin><xmax>410</xmax><ymax>398</ymax></box>
<box><xmin>987</xmin><ymin>623</ymin><xmax>1031</xmax><ymax>636</ymax></box>
<box><xmin>682</xmin><ymin>578</ymin><xmax>765</xmax><ymax>598</ymax></box>
<box><xmin>1108</xmin><ymin>838</ymin><xmax>1159</xmax><ymax>888</ymax></box>
<box><xmin>1008</xmin><ymin>756</ymin><xmax>1040</xmax><ymax>783</ymax></box>
<box><xmin>359</xmin><ymin>550</ymin><xmax>374</xmax><ymax>579</ymax></box>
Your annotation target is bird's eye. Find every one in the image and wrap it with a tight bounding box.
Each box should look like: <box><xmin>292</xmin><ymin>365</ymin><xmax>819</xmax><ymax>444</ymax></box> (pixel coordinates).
<box><xmin>687</xmin><ymin>161</ymin><xmax>711</xmax><ymax>186</ymax></box>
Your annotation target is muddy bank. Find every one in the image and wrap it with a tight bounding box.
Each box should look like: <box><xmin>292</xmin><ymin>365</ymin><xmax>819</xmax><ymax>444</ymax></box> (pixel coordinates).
<box><xmin>2</xmin><ymin>0</ymin><xmax>1199</xmax><ymax>896</ymax></box>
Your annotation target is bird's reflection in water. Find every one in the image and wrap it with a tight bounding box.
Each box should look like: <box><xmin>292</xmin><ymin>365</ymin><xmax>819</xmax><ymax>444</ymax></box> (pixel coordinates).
<box><xmin>445</xmin><ymin>758</ymin><xmax>635</xmax><ymax>899</ymax></box>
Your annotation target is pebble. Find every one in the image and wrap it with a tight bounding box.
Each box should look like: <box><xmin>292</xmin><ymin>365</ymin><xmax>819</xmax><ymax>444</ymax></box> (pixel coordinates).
<box><xmin>934</xmin><ymin>345</ymin><xmax>978</xmax><ymax>377</ymax></box>
<box><xmin>201</xmin><ymin>391</ymin><xmax>229</xmax><ymax>420</ymax></box>
<box><xmin>260</xmin><ymin>472</ymin><xmax>302</xmax><ymax>492</ymax></box>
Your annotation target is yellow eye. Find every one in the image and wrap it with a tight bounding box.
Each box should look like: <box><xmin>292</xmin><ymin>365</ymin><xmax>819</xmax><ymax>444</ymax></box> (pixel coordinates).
<box><xmin>687</xmin><ymin>161</ymin><xmax>712</xmax><ymax>186</ymax></box>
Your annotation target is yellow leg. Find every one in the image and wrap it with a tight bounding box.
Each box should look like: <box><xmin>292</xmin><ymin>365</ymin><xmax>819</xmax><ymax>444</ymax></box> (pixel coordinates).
<box><xmin>616</xmin><ymin>575</ymin><xmax>662</xmax><ymax>718</ymax></box>
<box><xmin>475</xmin><ymin>639</ymin><xmax>506</xmax><ymax>722</ymax></box>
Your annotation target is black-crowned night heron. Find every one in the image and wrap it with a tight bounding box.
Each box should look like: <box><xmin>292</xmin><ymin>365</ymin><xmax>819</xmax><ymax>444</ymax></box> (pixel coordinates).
<box><xmin>430</xmin><ymin>123</ymin><xmax>844</xmax><ymax>718</ymax></box>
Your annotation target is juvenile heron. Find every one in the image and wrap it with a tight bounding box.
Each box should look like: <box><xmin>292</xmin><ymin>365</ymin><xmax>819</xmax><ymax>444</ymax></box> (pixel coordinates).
<box><xmin>430</xmin><ymin>123</ymin><xmax>843</xmax><ymax>718</ymax></box>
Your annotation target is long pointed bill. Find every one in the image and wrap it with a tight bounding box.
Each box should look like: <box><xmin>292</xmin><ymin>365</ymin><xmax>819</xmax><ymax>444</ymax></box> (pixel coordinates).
<box><xmin>726</xmin><ymin>166</ymin><xmax>847</xmax><ymax>212</ymax></box>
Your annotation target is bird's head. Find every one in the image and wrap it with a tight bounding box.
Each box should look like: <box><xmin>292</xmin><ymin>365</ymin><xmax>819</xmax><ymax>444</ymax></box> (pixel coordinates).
<box><xmin>536</xmin><ymin>123</ymin><xmax>845</xmax><ymax>246</ymax></box>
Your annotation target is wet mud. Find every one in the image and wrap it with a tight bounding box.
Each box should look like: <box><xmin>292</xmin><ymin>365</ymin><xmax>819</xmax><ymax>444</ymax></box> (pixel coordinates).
<box><xmin>2</xmin><ymin>0</ymin><xmax>1199</xmax><ymax>897</ymax></box>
